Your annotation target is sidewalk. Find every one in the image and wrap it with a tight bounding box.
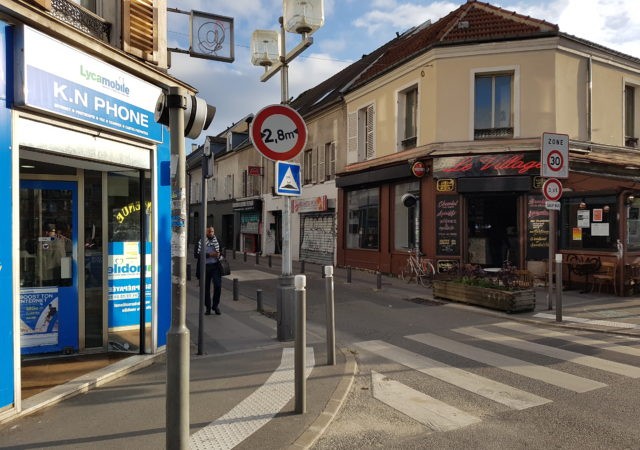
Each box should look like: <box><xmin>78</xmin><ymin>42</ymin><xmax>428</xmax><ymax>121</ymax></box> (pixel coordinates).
<box><xmin>2</xmin><ymin>254</ymin><xmax>639</xmax><ymax>448</ymax></box>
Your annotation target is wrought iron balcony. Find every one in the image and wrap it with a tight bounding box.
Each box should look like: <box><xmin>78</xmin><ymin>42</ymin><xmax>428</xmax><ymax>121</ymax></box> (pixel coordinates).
<box><xmin>50</xmin><ymin>0</ymin><xmax>111</xmax><ymax>42</ymax></box>
<box><xmin>474</xmin><ymin>127</ymin><xmax>514</xmax><ymax>140</ymax></box>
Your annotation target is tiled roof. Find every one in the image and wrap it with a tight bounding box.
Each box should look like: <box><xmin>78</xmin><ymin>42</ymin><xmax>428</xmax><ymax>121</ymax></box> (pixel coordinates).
<box><xmin>349</xmin><ymin>0</ymin><xmax>559</xmax><ymax>89</ymax></box>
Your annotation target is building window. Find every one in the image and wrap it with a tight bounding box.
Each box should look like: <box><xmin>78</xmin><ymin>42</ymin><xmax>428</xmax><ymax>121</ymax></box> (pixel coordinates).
<box><xmin>625</xmin><ymin>85</ymin><xmax>638</xmax><ymax>148</ymax></box>
<box><xmin>399</xmin><ymin>86</ymin><xmax>418</xmax><ymax>150</ymax></box>
<box><xmin>628</xmin><ymin>196</ymin><xmax>640</xmax><ymax>250</ymax></box>
<box><xmin>559</xmin><ymin>196</ymin><xmax>619</xmax><ymax>251</ymax></box>
<box><xmin>358</xmin><ymin>104</ymin><xmax>375</xmax><ymax>161</ymax></box>
<box><xmin>394</xmin><ymin>181</ymin><xmax>420</xmax><ymax>250</ymax></box>
<box><xmin>303</xmin><ymin>149</ymin><xmax>313</xmax><ymax>185</ymax></box>
<box><xmin>346</xmin><ymin>188</ymin><xmax>379</xmax><ymax>249</ymax></box>
<box><xmin>474</xmin><ymin>73</ymin><xmax>513</xmax><ymax>139</ymax></box>
<box><xmin>324</xmin><ymin>142</ymin><xmax>336</xmax><ymax>181</ymax></box>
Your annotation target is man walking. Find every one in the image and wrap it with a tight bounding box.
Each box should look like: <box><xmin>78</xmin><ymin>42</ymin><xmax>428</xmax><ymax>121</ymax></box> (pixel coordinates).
<box><xmin>196</xmin><ymin>226</ymin><xmax>223</xmax><ymax>315</ymax></box>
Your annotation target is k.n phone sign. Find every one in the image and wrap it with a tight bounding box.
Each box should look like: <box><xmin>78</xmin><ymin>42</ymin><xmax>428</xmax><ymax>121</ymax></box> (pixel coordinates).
<box><xmin>433</xmin><ymin>153</ymin><xmax>541</xmax><ymax>178</ymax></box>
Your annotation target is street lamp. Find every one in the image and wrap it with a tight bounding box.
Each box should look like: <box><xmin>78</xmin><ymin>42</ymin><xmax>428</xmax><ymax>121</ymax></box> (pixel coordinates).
<box><xmin>250</xmin><ymin>0</ymin><xmax>324</xmax><ymax>341</ymax></box>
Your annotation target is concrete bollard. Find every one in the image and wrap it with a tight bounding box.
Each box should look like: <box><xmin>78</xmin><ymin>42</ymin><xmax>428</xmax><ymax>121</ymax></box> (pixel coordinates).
<box><xmin>233</xmin><ymin>278</ymin><xmax>239</xmax><ymax>301</ymax></box>
<box><xmin>347</xmin><ymin>266</ymin><xmax>352</xmax><ymax>283</ymax></box>
<box><xmin>256</xmin><ymin>252</ymin><xmax>260</xmax><ymax>265</ymax></box>
<box><xmin>257</xmin><ymin>289</ymin><xmax>263</xmax><ymax>312</ymax></box>
<box><xmin>377</xmin><ymin>271</ymin><xmax>382</xmax><ymax>290</ymax></box>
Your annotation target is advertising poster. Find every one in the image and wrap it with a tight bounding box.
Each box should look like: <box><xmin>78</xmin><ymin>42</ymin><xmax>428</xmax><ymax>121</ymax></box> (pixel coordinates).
<box><xmin>20</xmin><ymin>288</ymin><xmax>59</xmax><ymax>348</ymax></box>
<box><xmin>108</xmin><ymin>241</ymin><xmax>151</xmax><ymax>329</ymax></box>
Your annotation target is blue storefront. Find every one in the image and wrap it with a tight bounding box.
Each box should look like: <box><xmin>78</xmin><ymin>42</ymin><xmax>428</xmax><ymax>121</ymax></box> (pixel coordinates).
<box><xmin>0</xmin><ymin>23</ymin><xmax>175</xmax><ymax>418</ymax></box>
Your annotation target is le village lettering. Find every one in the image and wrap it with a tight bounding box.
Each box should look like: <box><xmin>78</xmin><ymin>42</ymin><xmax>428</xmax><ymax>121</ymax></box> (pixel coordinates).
<box><xmin>433</xmin><ymin>154</ymin><xmax>541</xmax><ymax>178</ymax></box>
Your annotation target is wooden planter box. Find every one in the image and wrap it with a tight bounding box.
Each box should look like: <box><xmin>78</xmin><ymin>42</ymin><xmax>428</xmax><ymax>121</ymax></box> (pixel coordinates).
<box><xmin>432</xmin><ymin>280</ymin><xmax>535</xmax><ymax>313</ymax></box>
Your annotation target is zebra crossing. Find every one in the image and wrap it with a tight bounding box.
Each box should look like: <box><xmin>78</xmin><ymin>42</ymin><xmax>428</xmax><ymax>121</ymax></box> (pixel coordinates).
<box><xmin>354</xmin><ymin>321</ymin><xmax>640</xmax><ymax>434</ymax></box>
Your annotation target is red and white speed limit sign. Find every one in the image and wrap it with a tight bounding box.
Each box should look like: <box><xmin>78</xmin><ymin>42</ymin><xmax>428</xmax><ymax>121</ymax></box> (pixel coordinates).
<box><xmin>542</xmin><ymin>178</ymin><xmax>563</xmax><ymax>201</ymax></box>
<box><xmin>541</xmin><ymin>132</ymin><xmax>569</xmax><ymax>178</ymax></box>
<box><xmin>250</xmin><ymin>104</ymin><xmax>308</xmax><ymax>161</ymax></box>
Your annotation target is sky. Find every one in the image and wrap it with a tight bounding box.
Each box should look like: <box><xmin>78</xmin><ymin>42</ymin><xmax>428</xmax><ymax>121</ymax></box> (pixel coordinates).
<box><xmin>166</xmin><ymin>0</ymin><xmax>640</xmax><ymax>143</ymax></box>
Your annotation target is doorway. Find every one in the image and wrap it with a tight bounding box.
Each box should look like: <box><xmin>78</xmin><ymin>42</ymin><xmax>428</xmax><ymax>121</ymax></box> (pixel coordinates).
<box><xmin>19</xmin><ymin>180</ymin><xmax>78</xmax><ymax>355</ymax></box>
<box><xmin>467</xmin><ymin>194</ymin><xmax>518</xmax><ymax>267</ymax></box>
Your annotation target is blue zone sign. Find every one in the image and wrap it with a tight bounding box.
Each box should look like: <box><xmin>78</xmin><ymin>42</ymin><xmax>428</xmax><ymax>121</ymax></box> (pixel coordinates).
<box><xmin>15</xmin><ymin>26</ymin><xmax>163</xmax><ymax>143</ymax></box>
<box><xmin>275</xmin><ymin>161</ymin><xmax>301</xmax><ymax>196</ymax></box>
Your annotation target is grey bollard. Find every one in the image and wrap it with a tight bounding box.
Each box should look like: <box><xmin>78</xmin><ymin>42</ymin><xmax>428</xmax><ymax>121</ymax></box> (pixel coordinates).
<box><xmin>256</xmin><ymin>252</ymin><xmax>260</xmax><ymax>265</ymax></box>
<box><xmin>268</xmin><ymin>254</ymin><xmax>272</xmax><ymax>267</ymax></box>
<box><xmin>244</xmin><ymin>251</ymin><xmax>247</xmax><ymax>262</ymax></box>
<box><xmin>324</xmin><ymin>266</ymin><xmax>336</xmax><ymax>366</ymax></box>
<box><xmin>186</xmin><ymin>263</ymin><xmax>191</xmax><ymax>281</ymax></box>
<box><xmin>377</xmin><ymin>271</ymin><xmax>382</xmax><ymax>290</ymax></box>
<box><xmin>233</xmin><ymin>278</ymin><xmax>239</xmax><ymax>301</ymax></box>
<box><xmin>347</xmin><ymin>266</ymin><xmax>352</xmax><ymax>283</ymax></box>
<box><xmin>257</xmin><ymin>289</ymin><xmax>263</xmax><ymax>312</ymax></box>
<box><xmin>555</xmin><ymin>254</ymin><xmax>563</xmax><ymax>322</ymax></box>
<box><xmin>294</xmin><ymin>275</ymin><xmax>307</xmax><ymax>414</ymax></box>
<box><xmin>232</xmin><ymin>249</ymin><xmax>236</xmax><ymax>260</ymax></box>
<box><xmin>300</xmin><ymin>260</ymin><xmax>305</xmax><ymax>274</ymax></box>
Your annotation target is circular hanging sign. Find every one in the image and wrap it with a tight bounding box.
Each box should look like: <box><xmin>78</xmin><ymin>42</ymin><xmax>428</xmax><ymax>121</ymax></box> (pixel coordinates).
<box><xmin>412</xmin><ymin>161</ymin><xmax>427</xmax><ymax>178</ymax></box>
<box><xmin>542</xmin><ymin>177</ymin><xmax>563</xmax><ymax>202</ymax></box>
<box><xmin>250</xmin><ymin>104</ymin><xmax>308</xmax><ymax>161</ymax></box>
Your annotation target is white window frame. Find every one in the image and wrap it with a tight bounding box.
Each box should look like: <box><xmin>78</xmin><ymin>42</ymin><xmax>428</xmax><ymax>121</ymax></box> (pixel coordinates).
<box><xmin>397</xmin><ymin>84</ymin><xmax>418</xmax><ymax>151</ymax></box>
<box><xmin>470</xmin><ymin>65</ymin><xmax>520</xmax><ymax>140</ymax></box>
<box><xmin>624</xmin><ymin>79</ymin><xmax>640</xmax><ymax>148</ymax></box>
<box><xmin>303</xmin><ymin>149</ymin><xmax>313</xmax><ymax>185</ymax></box>
<box><xmin>324</xmin><ymin>142</ymin><xmax>336</xmax><ymax>181</ymax></box>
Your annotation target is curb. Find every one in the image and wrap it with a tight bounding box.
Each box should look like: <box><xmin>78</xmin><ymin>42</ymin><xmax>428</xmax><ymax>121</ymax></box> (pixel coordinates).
<box><xmin>287</xmin><ymin>347</ymin><xmax>358</xmax><ymax>450</ymax></box>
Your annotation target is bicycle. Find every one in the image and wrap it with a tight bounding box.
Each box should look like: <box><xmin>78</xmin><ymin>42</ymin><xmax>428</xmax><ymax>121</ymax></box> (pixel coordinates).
<box><xmin>400</xmin><ymin>247</ymin><xmax>436</xmax><ymax>287</ymax></box>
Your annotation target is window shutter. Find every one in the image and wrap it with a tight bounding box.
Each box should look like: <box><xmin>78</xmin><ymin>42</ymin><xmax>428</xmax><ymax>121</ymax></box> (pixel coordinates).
<box><xmin>318</xmin><ymin>144</ymin><xmax>325</xmax><ymax>182</ymax></box>
<box><xmin>366</xmin><ymin>104</ymin><xmax>375</xmax><ymax>160</ymax></box>
<box><xmin>347</xmin><ymin>111</ymin><xmax>358</xmax><ymax>164</ymax></box>
<box><xmin>329</xmin><ymin>142</ymin><xmax>336</xmax><ymax>179</ymax></box>
<box><xmin>123</xmin><ymin>0</ymin><xmax>163</xmax><ymax>65</ymax></box>
<box><xmin>311</xmin><ymin>147</ymin><xmax>318</xmax><ymax>183</ymax></box>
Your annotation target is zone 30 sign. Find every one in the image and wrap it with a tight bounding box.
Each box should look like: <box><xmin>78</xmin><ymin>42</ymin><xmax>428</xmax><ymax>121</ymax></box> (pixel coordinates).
<box><xmin>541</xmin><ymin>132</ymin><xmax>569</xmax><ymax>179</ymax></box>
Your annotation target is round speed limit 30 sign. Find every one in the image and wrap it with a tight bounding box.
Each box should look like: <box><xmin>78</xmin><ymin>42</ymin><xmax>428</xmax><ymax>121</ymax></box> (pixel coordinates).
<box><xmin>250</xmin><ymin>104</ymin><xmax>308</xmax><ymax>161</ymax></box>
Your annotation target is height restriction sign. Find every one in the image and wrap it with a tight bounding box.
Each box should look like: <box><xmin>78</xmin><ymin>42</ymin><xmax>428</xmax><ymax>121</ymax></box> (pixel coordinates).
<box><xmin>250</xmin><ymin>104</ymin><xmax>308</xmax><ymax>162</ymax></box>
<box><xmin>541</xmin><ymin>132</ymin><xmax>569</xmax><ymax>179</ymax></box>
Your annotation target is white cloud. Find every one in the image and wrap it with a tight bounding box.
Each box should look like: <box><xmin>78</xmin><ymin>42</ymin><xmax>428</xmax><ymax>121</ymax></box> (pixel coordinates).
<box><xmin>353</xmin><ymin>1</ymin><xmax>458</xmax><ymax>35</ymax></box>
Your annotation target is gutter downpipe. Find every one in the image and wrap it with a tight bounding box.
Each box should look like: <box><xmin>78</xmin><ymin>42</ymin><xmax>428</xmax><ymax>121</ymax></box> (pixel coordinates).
<box><xmin>588</xmin><ymin>55</ymin><xmax>593</xmax><ymax>143</ymax></box>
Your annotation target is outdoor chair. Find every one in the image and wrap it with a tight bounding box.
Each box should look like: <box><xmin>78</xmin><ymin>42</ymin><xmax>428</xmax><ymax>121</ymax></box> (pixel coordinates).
<box><xmin>592</xmin><ymin>261</ymin><xmax>617</xmax><ymax>295</ymax></box>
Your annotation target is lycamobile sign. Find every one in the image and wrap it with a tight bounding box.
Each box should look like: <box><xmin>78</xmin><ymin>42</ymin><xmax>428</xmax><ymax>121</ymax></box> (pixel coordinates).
<box><xmin>15</xmin><ymin>26</ymin><xmax>162</xmax><ymax>143</ymax></box>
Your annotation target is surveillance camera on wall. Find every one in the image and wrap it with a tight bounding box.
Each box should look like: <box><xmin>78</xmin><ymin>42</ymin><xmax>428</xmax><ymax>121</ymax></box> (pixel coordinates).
<box><xmin>402</xmin><ymin>193</ymin><xmax>417</xmax><ymax>207</ymax></box>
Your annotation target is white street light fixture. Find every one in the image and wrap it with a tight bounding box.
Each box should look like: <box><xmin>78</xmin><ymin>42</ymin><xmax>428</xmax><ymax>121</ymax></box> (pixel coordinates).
<box><xmin>250</xmin><ymin>30</ymin><xmax>280</xmax><ymax>67</ymax></box>
<box><xmin>283</xmin><ymin>0</ymin><xmax>324</xmax><ymax>34</ymax></box>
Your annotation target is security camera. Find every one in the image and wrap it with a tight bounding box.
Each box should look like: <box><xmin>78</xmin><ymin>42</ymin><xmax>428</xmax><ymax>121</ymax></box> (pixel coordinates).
<box><xmin>402</xmin><ymin>193</ymin><xmax>417</xmax><ymax>207</ymax></box>
<box><xmin>155</xmin><ymin>93</ymin><xmax>216</xmax><ymax>139</ymax></box>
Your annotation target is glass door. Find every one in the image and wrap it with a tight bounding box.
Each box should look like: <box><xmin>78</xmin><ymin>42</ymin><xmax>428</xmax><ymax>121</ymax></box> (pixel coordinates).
<box><xmin>20</xmin><ymin>181</ymin><xmax>78</xmax><ymax>355</ymax></box>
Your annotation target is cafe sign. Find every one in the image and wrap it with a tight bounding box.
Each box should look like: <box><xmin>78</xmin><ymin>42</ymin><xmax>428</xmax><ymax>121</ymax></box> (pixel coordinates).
<box><xmin>433</xmin><ymin>153</ymin><xmax>541</xmax><ymax>178</ymax></box>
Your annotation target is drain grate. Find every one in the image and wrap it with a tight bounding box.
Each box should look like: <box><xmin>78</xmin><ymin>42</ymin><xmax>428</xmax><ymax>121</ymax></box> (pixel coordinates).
<box><xmin>406</xmin><ymin>298</ymin><xmax>444</xmax><ymax>306</ymax></box>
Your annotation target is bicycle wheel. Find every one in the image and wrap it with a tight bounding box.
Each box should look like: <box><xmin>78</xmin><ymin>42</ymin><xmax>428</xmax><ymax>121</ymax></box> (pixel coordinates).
<box><xmin>399</xmin><ymin>262</ymin><xmax>411</xmax><ymax>282</ymax></box>
<box><xmin>421</xmin><ymin>260</ymin><xmax>436</xmax><ymax>287</ymax></box>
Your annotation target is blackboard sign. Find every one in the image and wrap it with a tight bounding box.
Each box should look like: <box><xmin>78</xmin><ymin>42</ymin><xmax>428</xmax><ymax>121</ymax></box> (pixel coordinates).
<box><xmin>436</xmin><ymin>195</ymin><xmax>460</xmax><ymax>255</ymax></box>
<box><xmin>527</xmin><ymin>195</ymin><xmax>549</xmax><ymax>259</ymax></box>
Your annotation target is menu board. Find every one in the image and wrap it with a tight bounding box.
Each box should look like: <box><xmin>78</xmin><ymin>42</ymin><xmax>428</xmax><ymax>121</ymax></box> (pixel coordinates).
<box><xmin>527</xmin><ymin>195</ymin><xmax>549</xmax><ymax>259</ymax></box>
<box><xmin>435</xmin><ymin>195</ymin><xmax>460</xmax><ymax>255</ymax></box>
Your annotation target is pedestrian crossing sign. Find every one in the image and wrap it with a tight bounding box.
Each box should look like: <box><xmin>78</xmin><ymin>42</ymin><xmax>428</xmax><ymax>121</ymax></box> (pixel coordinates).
<box><xmin>275</xmin><ymin>161</ymin><xmax>301</xmax><ymax>196</ymax></box>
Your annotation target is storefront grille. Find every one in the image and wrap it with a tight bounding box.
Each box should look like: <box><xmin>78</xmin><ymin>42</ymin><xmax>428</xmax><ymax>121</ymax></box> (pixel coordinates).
<box><xmin>50</xmin><ymin>0</ymin><xmax>111</xmax><ymax>42</ymax></box>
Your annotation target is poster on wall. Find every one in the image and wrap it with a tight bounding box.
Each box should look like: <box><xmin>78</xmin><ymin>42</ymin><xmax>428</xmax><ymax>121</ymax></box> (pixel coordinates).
<box><xmin>20</xmin><ymin>288</ymin><xmax>59</xmax><ymax>348</ymax></box>
<box><xmin>108</xmin><ymin>241</ymin><xmax>151</xmax><ymax>329</ymax></box>
<box><xmin>577</xmin><ymin>210</ymin><xmax>590</xmax><ymax>228</ymax></box>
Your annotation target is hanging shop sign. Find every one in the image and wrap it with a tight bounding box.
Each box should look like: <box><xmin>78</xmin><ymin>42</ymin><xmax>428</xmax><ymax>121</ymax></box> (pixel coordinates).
<box><xmin>293</xmin><ymin>195</ymin><xmax>328</xmax><ymax>213</ymax></box>
<box><xmin>248</xmin><ymin>166</ymin><xmax>263</xmax><ymax>176</ymax></box>
<box><xmin>436</xmin><ymin>178</ymin><xmax>456</xmax><ymax>192</ymax></box>
<box><xmin>433</xmin><ymin>153</ymin><xmax>541</xmax><ymax>178</ymax></box>
<box><xmin>14</xmin><ymin>26</ymin><xmax>163</xmax><ymax>143</ymax></box>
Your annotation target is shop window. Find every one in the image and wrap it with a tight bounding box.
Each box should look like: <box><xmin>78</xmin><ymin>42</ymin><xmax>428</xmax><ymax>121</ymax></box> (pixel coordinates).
<box><xmin>398</xmin><ymin>85</ymin><xmax>418</xmax><ymax>150</ymax></box>
<box><xmin>474</xmin><ymin>72</ymin><xmax>514</xmax><ymax>139</ymax></box>
<box><xmin>625</xmin><ymin>84</ymin><xmax>638</xmax><ymax>148</ymax></box>
<box><xmin>560</xmin><ymin>196</ymin><xmax>619</xmax><ymax>251</ymax></box>
<box><xmin>627</xmin><ymin>196</ymin><xmax>640</xmax><ymax>250</ymax></box>
<box><xmin>394</xmin><ymin>181</ymin><xmax>420</xmax><ymax>250</ymax></box>
<box><xmin>346</xmin><ymin>188</ymin><xmax>379</xmax><ymax>249</ymax></box>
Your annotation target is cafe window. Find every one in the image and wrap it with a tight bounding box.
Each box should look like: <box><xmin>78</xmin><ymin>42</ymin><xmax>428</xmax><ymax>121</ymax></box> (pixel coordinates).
<box><xmin>394</xmin><ymin>181</ymin><xmax>420</xmax><ymax>250</ymax></box>
<box><xmin>559</xmin><ymin>196</ymin><xmax>618</xmax><ymax>251</ymax></box>
<box><xmin>346</xmin><ymin>187</ymin><xmax>379</xmax><ymax>249</ymax></box>
<box><xmin>627</xmin><ymin>196</ymin><xmax>640</xmax><ymax>250</ymax></box>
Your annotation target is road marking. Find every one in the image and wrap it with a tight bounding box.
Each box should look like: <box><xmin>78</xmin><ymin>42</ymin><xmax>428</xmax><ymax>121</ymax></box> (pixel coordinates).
<box><xmin>355</xmin><ymin>340</ymin><xmax>549</xmax><ymax>410</ymax></box>
<box><xmin>408</xmin><ymin>333</ymin><xmax>605</xmax><ymax>392</ymax></box>
<box><xmin>371</xmin><ymin>370</ymin><xmax>481</xmax><ymax>432</ymax></box>
<box><xmin>534</xmin><ymin>312</ymin><xmax>640</xmax><ymax>330</ymax></box>
<box><xmin>491</xmin><ymin>321</ymin><xmax>640</xmax><ymax>358</ymax></box>
<box><xmin>189</xmin><ymin>347</ymin><xmax>315</xmax><ymax>450</ymax></box>
<box><xmin>454</xmin><ymin>326</ymin><xmax>640</xmax><ymax>378</ymax></box>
